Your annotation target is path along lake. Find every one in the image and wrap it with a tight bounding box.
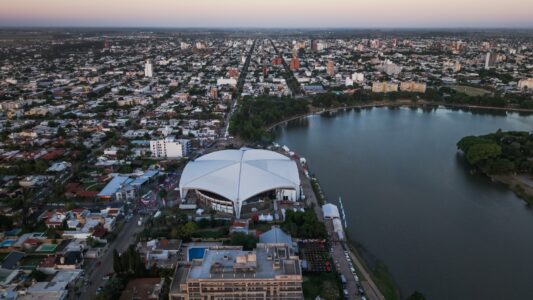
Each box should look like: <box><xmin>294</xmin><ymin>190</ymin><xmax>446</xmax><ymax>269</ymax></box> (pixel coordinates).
<box><xmin>273</xmin><ymin>106</ymin><xmax>533</xmax><ymax>300</ymax></box>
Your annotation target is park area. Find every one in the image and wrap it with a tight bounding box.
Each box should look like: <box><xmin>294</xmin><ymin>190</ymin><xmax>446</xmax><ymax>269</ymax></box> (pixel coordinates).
<box><xmin>451</xmin><ymin>85</ymin><xmax>491</xmax><ymax>97</ymax></box>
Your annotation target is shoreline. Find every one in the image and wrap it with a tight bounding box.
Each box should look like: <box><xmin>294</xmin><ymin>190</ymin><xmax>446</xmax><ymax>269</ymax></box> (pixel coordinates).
<box><xmin>266</xmin><ymin>99</ymin><xmax>533</xmax><ymax>131</ymax></box>
<box><xmin>269</xmin><ymin>102</ymin><xmax>533</xmax><ymax>299</ymax></box>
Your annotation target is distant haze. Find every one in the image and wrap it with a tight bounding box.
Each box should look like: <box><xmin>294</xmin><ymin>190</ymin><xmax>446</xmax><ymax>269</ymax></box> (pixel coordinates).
<box><xmin>1</xmin><ymin>0</ymin><xmax>532</xmax><ymax>28</ymax></box>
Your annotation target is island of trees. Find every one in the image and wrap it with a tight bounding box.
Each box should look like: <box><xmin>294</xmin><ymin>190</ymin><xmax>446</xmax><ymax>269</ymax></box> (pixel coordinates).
<box><xmin>457</xmin><ymin>130</ymin><xmax>533</xmax><ymax>203</ymax></box>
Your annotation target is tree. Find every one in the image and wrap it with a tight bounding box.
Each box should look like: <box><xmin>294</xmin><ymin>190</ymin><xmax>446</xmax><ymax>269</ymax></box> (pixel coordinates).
<box><xmin>457</xmin><ymin>136</ymin><xmax>493</xmax><ymax>153</ymax></box>
<box><xmin>158</xmin><ymin>189</ymin><xmax>168</xmax><ymax>199</ymax></box>
<box><xmin>180</xmin><ymin>221</ymin><xmax>198</xmax><ymax>240</ymax></box>
<box><xmin>57</xmin><ymin>127</ymin><xmax>66</xmax><ymax>137</ymax></box>
<box><xmin>29</xmin><ymin>270</ymin><xmax>47</xmax><ymax>282</ymax></box>
<box><xmin>119</xmin><ymin>245</ymin><xmax>146</xmax><ymax>276</ymax></box>
<box><xmin>406</xmin><ymin>291</ymin><xmax>426</xmax><ymax>300</ymax></box>
<box><xmin>227</xmin><ymin>233</ymin><xmax>258</xmax><ymax>250</ymax></box>
<box><xmin>112</xmin><ymin>249</ymin><xmax>122</xmax><ymax>274</ymax></box>
<box><xmin>465</xmin><ymin>143</ymin><xmax>501</xmax><ymax>165</ymax></box>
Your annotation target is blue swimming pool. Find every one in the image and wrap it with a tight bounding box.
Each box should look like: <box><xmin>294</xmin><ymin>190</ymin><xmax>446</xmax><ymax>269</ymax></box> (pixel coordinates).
<box><xmin>188</xmin><ymin>247</ymin><xmax>206</xmax><ymax>261</ymax></box>
<box><xmin>0</xmin><ymin>240</ymin><xmax>15</xmax><ymax>248</ymax></box>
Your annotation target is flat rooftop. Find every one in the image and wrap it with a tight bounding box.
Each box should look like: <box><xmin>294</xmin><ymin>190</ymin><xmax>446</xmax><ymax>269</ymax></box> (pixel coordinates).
<box><xmin>188</xmin><ymin>246</ymin><xmax>301</xmax><ymax>280</ymax></box>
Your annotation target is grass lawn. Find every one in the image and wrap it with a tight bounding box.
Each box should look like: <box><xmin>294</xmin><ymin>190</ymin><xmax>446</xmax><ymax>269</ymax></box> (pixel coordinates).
<box><xmin>451</xmin><ymin>85</ymin><xmax>491</xmax><ymax>97</ymax></box>
<box><xmin>303</xmin><ymin>272</ymin><xmax>342</xmax><ymax>300</ymax></box>
<box><xmin>371</xmin><ymin>261</ymin><xmax>400</xmax><ymax>300</ymax></box>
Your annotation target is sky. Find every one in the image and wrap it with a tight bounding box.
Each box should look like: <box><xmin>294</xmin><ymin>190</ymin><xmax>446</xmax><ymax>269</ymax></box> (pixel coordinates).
<box><xmin>1</xmin><ymin>0</ymin><xmax>533</xmax><ymax>28</ymax></box>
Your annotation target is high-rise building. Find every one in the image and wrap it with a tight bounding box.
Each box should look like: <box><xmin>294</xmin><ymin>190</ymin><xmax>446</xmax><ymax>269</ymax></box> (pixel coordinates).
<box><xmin>485</xmin><ymin>52</ymin><xmax>497</xmax><ymax>70</ymax></box>
<box><xmin>372</xmin><ymin>82</ymin><xmax>398</xmax><ymax>93</ymax></box>
<box><xmin>228</xmin><ymin>67</ymin><xmax>239</xmax><ymax>78</ymax></box>
<box><xmin>150</xmin><ymin>137</ymin><xmax>190</xmax><ymax>159</ymax></box>
<box><xmin>272</xmin><ymin>57</ymin><xmax>283</xmax><ymax>66</ymax></box>
<box><xmin>144</xmin><ymin>60</ymin><xmax>153</xmax><ymax>78</ymax></box>
<box><xmin>311</xmin><ymin>39</ymin><xmax>318</xmax><ymax>51</ymax></box>
<box><xmin>400</xmin><ymin>81</ymin><xmax>427</xmax><ymax>93</ymax></box>
<box><xmin>210</xmin><ymin>87</ymin><xmax>218</xmax><ymax>100</ymax></box>
<box><xmin>290</xmin><ymin>54</ymin><xmax>300</xmax><ymax>71</ymax></box>
<box><xmin>326</xmin><ymin>60</ymin><xmax>335</xmax><ymax>76</ymax></box>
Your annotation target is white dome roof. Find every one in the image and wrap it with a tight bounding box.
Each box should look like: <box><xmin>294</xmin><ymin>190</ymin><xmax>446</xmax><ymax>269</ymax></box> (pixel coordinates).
<box><xmin>179</xmin><ymin>148</ymin><xmax>300</xmax><ymax>218</ymax></box>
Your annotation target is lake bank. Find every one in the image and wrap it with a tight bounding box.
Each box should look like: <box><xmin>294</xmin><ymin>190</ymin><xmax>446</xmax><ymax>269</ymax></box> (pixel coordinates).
<box><xmin>491</xmin><ymin>174</ymin><xmax>533</xmax><ymax>204</ymax></box>
<box><xmin>266</xmin><ymin>99</ymin><xmax>533</xmax><ymax>131</ymax></box>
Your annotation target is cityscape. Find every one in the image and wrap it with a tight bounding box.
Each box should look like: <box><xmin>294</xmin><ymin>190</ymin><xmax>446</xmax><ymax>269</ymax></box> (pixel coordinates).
<box><xmin>1</xmin><ymin>1</ymin><xmax>533</xmax><ymax>300</ymax></box>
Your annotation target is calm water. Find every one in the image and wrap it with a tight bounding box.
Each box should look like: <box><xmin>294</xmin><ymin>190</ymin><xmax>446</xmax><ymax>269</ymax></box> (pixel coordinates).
<box><xmin>274</xmin><ymin>107</ymin><xmax>533</xmax><ymax>300</ymax></box>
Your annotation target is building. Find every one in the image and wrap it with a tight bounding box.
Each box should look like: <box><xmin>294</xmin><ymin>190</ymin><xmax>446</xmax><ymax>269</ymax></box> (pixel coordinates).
<box><xmin>400</xmin><ymin>81</ymin><xmax>427</xmax><ymax>93</ymax></box>
<box><xmin>485</xmin><ymin>52</ymin><xmax>497</xmax><ymax>70</ymax></box>
<box><xmin>259</xmin><ymin>226</ymin><xmax>296</xmax><ymax>252</ymax></box>
<box><xmin>352</xmin><ymin>72</ymin><xmax>365</xmax><ymax>83</ymax></box>
<box><xmin>228</xmin><ymin>68</ymin><xmax>239</xmax><ymax>78</ymax></box>
<box><xmin>150</xmin><ymin>137</ymin><xmax>190</xmax><ymax>159</ymax></box>
<box><xmin>272</xmin><ymin>57</ymin><xmax>283</xmax><ymax>66</ymax></box>
<box><xmin>209</xmin><ymin>87</ymin><xmax>218</xmax><ymax>99</ymax></box>
<box><xmin>326</xmin><ymin>60</ymin><xmax>335</xmax><ymax>76</ymax></box>
<box><xmin>169</xmin><ymin>245</ymin><xmax>303</xmax><ymax>300</ymax></box>
<box><xmin>144</xmin><ymin>60</ymin><xmax>153</xmax><ymax>78</ymax></box>
<box><xmin>290</xmin><ymin>56</ymin><xmax>300</xmax><ymax>71</ymax></box>
<box><xmin>311</xmin><ymin>39</ymin><xmax>318</xmax><ymax>51</ymax></box>
<box><xmin>372</xmin><ymin>82</ymin><xmax>398</xmax><ymax>93</ymax></box>
<box><xmin>379</xmin><ymin>60</ymin><xmax>402</xmax><ymax>76</ymax></box>
<box><xmin>216</xmin><ymin>77</ymin><xmax>237</xmax><ymax>86</ymax></box>
<box><xmin>518</xmin><ymin>78</ymin><xmax>533</xmax><ymax>90</ymax></box>
<box><xmin>179</xmin><ymin>148</ymin><xmax>301</xmax><ymax>218</ymax></box>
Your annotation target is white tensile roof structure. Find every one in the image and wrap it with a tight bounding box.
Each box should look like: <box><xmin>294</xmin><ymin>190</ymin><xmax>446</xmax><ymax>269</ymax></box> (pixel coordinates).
<box><xmin>322</xmin><ymin>203</ymin><xmax>340</xmax><ymax>219</ymax></box>
<box><xmin>179</xmin><ymin>148</ymin><xmax>300</xmax><ymax>218</ymax></box>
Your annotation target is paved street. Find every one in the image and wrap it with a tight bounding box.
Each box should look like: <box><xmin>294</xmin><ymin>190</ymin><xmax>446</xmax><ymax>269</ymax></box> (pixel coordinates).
<box><xmin>80</xmin><ymin>214</ymin><xmax>143</xmax><ymax>300</ymax></box>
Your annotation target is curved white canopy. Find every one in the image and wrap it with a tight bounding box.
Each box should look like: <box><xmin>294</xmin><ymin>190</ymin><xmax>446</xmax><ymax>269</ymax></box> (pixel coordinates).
<box><xmin>322</xmin><ymin>203</ymin><xmax>340</xmax><ymax>219</ymax></box>
<box><xmin>179</xmin><ymin>148</ymin><xmax>300</xmax><ymax>218</ymax></box>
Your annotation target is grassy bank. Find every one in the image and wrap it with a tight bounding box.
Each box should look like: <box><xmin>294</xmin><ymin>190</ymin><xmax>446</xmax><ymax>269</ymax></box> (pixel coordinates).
<box><xmin>372</xmin><ymin>261</ymin><xmax>401</xmax><ymax>300</ymax></box>
<box><xmin>347</xmin><ymin>242</ymin><xmax>401</xmax><ymax>300</ymax></box>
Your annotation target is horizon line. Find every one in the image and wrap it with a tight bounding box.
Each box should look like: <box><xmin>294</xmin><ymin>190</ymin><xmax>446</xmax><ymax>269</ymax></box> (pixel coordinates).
<box><xmin>1</xmin><ymin>25</ymin><xmax>533</xmax><ymax>30</ymax></box>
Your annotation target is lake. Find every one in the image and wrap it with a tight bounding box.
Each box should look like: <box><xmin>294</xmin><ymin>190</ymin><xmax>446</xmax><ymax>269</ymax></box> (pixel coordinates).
<box><xmin>274</xmin><ymin>106</ymin><xmax>533</xmax><ymax>300</ymax></box>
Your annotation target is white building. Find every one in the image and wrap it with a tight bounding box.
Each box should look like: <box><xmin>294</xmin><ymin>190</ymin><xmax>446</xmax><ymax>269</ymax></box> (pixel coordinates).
<box><xmin>180</xmin><ymin>148</ymin><xmax>301</xmax><ymax>218</ymax></box>
<box><xmin>150</xmin><ymin>137</ymin><xmax>190</xmax><ymax>159</ymax></box>
<box><xmin>353</xmin><ymin>72</ymin><xmax>365</xmax><ymax>83</ymax></box>
<box><xmin>345</xmin><ymin>77</ymin><xmax>354</xmax><ymax>86</ymax></box>
<box><xmin>144</xmin><ymin>60</ymin><xmax>153</xmax><ymax>78</ymax></box>
<box><xmin>216</xmin><ymin>77</ymin><xmax>237</xmax><ymax>87</ymax></box>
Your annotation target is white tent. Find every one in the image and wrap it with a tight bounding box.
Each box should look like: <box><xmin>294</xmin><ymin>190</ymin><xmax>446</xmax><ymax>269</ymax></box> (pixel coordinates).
<box><xmin>180</xmin><ymin>148</ymin><xmax>300</xmax><ymax>218</ymax></box>
<box><xmin>322</xmin><ymin>203</ymin><xmax>341</xmax><ymax>219</ymax></box>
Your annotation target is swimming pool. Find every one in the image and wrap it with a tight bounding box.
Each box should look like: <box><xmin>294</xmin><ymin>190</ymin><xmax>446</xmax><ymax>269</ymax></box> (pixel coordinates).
<box><xmin>0</xmin><ymin>240</ymin><xmax>15</xmax><ymax>248</ymax></box>
<box><xmin>188</xmin><ymin>247</ymin><xmax>206</xmax><ymax>261</ymax></box>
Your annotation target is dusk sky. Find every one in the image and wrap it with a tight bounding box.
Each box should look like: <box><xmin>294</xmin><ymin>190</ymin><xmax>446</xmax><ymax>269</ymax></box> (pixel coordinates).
<box><xmin>1</xmin><ymin>0</ymin><xmax>533</xmax><ymax>28</ymax></box>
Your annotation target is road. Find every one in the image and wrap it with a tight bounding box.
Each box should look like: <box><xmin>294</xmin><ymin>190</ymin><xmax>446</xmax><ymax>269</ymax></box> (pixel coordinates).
<box><xmin>268</xmin><ymin>39</ymin><xmax>302</xmax><ymax>96</ymax></box>
<box><xmin>80</xmin><ymin>214</ymin><xmax>143</xmax><ymax>300</ymax></box>
<box><xmin>294</xmin><ymin>154</ymin><xmax>384</xmax><ymax>300</ymax></box>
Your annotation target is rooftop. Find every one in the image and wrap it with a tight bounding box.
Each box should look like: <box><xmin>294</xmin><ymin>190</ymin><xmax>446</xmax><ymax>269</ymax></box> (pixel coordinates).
<box><xmin>188</xmin><ymin>246</ymin><xmax>300</xmax><ymax>280</ymax></box>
